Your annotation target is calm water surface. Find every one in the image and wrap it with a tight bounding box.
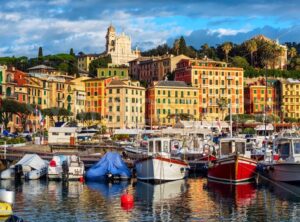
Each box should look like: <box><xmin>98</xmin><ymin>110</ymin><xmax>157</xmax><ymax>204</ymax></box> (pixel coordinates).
<box><xmin>2</xmin><ymin>177</ymin><xmax>300</xmax><ymax>221</ymax></box>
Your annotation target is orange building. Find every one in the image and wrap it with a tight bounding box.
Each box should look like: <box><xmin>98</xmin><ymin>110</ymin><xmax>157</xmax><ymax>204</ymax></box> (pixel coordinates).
<box><xmin>84</xmin><ymin>77</ymin><xmax>113</xmax><ymax>118</ymax></box>
<box><xmin>174</xmin><ymin>57</ymin><xmax>244</xmax><ymax>120</ymax></box>
<box><xmin>244</xmin><ymin>79</ymin><xmax>277</xmax><ymax>115</ymax></box>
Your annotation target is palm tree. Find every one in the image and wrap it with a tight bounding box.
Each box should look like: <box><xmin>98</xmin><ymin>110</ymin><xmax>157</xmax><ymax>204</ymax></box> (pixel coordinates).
<box><xmin>217</xmin><ymin>97</ymin><xmax>228</xmax><ymax>120</ymax></box>
<box><xmin>289</xmin><ymin>47</ymin><xmax>297</xmax><ymax>59</ymax></box>
<box><xmin>245</xmin><ymin>40</ymin><xmax>257</xmax><ymax>66</ymax></box>
<box><xmin>221</xmin><ymin>42</ymin><xmax>232</xmax><ymax>63</ymax></box>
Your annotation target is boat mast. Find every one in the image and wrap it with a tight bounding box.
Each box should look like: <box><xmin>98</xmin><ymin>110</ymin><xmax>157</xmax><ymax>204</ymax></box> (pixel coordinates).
<box><xmin>264</xmin><ymin>67</ymin><xmax>267</xmax><ymax>148</ymax></box>
<box><xmin>229</xmin><ymin>103</ymin><xmax>232</xmax><ymax>138</ymax></box>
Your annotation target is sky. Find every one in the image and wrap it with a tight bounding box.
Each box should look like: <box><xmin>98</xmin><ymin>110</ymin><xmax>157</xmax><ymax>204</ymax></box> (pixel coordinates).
<box><xmin>0</xmin><ymin>0</ymin><xmax>300</xmax><ymax>57</ymax></box>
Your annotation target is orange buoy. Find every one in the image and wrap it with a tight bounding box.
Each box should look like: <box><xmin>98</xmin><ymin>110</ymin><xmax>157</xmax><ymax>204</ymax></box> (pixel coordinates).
<box><xmin>120</xmin><ymin>190</ymin><xmax>134</xmax><ymax>211</ymax></box>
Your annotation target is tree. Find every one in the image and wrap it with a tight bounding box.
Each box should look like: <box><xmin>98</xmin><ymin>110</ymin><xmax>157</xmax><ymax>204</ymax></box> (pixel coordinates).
<box><xmin>76</xmin><ymin>112</ymin><xmax>101</xmax><ymax>127</ymax></box>
<box><xmin>217</xmin><ymin>97</ymin><xmax>228</xmax><ymax>120</ymax></box>
<box><xmin>289</xmin><ymin>47</ymin><xmax>297</xmax><ymax>59</ymax></box>
<box><xmin>42</xmin><ymin>107</ymin><xmax>72</xmax><ymax>124</ymax></box>
<box><xmin>0</xmin><ymin>99</ymin><xmax>21</xmax><ymax>130</ymax></box>
<box><xmin>178</xmin><ymin>36</ymin><xmax>187</xmax><ymax>55</ymax></box>
<box><xmin>38</xmin><ymin>47</ymin><xmax>43</xmax><ymax>64</ymax></box>
<box><xmin>231</xmin><ymin>56</ymin><xmax>250</xmax><ymax>69</ymax></box>
<box><xmin>244</xmin><ymin>40</ymin><xmax>257</xmax><ymax>66</ymax></box>
<box><xmin>221</xmin><ymin>42</ymin><xmax>233</xmax><ymax>62</ymax></box>
<box><xmin>69</xmin><ymin>48</ymin><xmax>75</xmax><ymax>57</ymax></box>
<box><xmin>15</xmin><ymin>103</ymin><xmax>35</xmax><ymax>130</ymax></box>
<box><xmin>89</xmin><ymin>55</ymin><xmax>112</xmax><ymax>77</ymax></box>
<box><xmin>38</xmin><ymin>47</ymin><xmax>43</xmax><ymax>58</ymax></box>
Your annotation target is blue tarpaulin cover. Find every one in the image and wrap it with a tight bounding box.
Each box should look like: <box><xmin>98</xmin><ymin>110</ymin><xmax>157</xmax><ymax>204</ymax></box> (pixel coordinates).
<box><xmin>85</xmin><ymin>152</ymin><xmax>131</xmax><ymax>181</ymax></box>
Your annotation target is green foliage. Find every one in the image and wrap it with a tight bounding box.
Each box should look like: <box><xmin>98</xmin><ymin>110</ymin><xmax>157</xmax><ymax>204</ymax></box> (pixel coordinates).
<box><xmin>230</xmin><ymin>56</ymin><xmax>250</xmax><ymax>69</ymax></box>
<box><xmin>38</xmin><ymin>47</ymin><xmax>43</xmax><ymax>57</ymax></box>
<box><xmin>284</xmin><ymin>117</ymin><xmax>299</xmax><ymax>123</ymax></box>
<box><xmin>225</xmin><ymin>114</ymin><xmax>280</xmax><ymax>123</ymax></box>
<box><xmin>242</xmin><ymin>128</ymin><xmax>256</xmax><ymax>135</ymax></box>
<box><xmin>89</xmin><ymin>55</ymin><xmax>112</xmax><ymax>77</ymax></box>
<box><xmin>0</xmin><ymin>99</ymin><xmax>34</xmax><ymax>130</ymax></box>
<box><xmin>0</xmin><ymin>137</ymin><xmax>26</xmax><ymax>145</ymax></box>
<box><xmin>289</xmin><ymin>56</ymin><xmax>300</xmax><ymax>71</ymax></box>
<box><xmin>141</xmin><ymin>44</ymin><xmax>171</xmax><ymax>56</ymax></box>
<box><xmin>112</xmin><ymin>134</ymin><xmax>130</xmax><ymax>141</ymax></box>
<box><xmin>42</xmin><ymin>107</ymin><xmax>72</xmax><ymax>123</ymax></box>
<box><xmin>76</xmin><ymin>112</ymin><xmax>101</xmax><ymax>121</ymax></box>
<box><xmin>244</xmin><ymin>67</ymin><xmax>300</xmax><ymax>78</ymax></box>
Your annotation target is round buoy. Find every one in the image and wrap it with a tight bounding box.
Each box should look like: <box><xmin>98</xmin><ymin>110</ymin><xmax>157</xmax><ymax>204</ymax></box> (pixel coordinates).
<box><xmin>120</xmin><ymin>190</ymin><xmax>134</xmax><ymax>211</ymax></box>
<box><xmin>79</xmin><ymin>176</ymin><xmax>85</xmax><ymax>183</ymax></box>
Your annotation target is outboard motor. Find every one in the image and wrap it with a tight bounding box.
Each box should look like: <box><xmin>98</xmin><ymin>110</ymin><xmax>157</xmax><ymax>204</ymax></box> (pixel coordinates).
<box><xmin>14</xmin><ymin>164</ymin><xmax>23</xmax><ymax>181</ymax></box>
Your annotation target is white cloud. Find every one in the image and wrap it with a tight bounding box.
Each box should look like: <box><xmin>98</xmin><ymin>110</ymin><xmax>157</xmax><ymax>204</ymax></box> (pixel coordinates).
<box><xmin>208</xmin><ymin>28</ymin><xmax>251</xmax><ymax>37</ymax></box>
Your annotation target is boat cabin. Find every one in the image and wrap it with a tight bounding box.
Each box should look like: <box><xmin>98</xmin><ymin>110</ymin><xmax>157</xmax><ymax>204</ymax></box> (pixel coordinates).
<box><xmin>219</xmin><ymin>138</ymin><xmax>250</xmax><ymax>158</ymax></box>
<box><xmin>277</xmin><ymin>138</ymin><xmax>300</xmax><ymax>162</ymax></box>
<box><xmin>147</xmin><ymin>137</ymin><xmax>171</xmax><ymax>157</ymax></box>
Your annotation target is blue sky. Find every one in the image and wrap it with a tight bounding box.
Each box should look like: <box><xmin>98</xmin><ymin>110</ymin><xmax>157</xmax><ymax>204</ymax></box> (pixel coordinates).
<box><xmin>0</xmin><ymin>0</ymin><xmax>300</xmax><ymax>57</ymax></box>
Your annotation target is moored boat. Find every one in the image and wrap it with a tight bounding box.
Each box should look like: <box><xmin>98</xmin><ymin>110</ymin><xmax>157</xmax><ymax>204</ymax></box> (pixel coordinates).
<box><xmin>0</xmin><ymin>154</ymin><xmax>48</xmax><ymax>180</ymax></box>
<box><xmin>259</xmin><ymin>137</ymin><xmax>300</xmax><ymax>182</ymax></box>
<box><xmin>48</xmin><ymin>155</ymin><xmax>85</xmax><ymax>181</ymax></box>
<box><xmin>208</xmin><ymin>138</ymin><xmax>257</xmax><ymax>183</ymax></box>
<box><xmin>135</xmin><ymin>137</ymin><xmax>189</xmax><ymax>183</ymax></box>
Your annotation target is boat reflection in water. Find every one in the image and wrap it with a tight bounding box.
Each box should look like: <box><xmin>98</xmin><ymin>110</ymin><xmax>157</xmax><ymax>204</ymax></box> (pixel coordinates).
<box><xmin>206</xmin><ymin>180</ymin><xmax>257</xmax><ymax>207</ymax></box>
<box><xmin>86</xmin><ymin>181</ymin><xmax>129</xmax><ymax>200</ymax></box>
<box><xmin>267</xmin><ymin>180</ymin><xmax>300</xmax><ymax>202</ymax></box>
<box><xmin>136</xmin><ymin>180</ymin><xmax>187</xmax><ymax>221</ymax></box>
<box><xmin>47</xmin><ymin>181</ymin><xmax>84</xmax><ymax>200</ymax></box>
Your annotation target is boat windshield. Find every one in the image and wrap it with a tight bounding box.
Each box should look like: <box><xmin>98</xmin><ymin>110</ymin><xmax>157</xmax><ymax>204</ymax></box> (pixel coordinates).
<box><xmin>294</xmin><ymin>142</ymin><xmax>300</xmax><ymax>155</ymax></box>
<box><xmin>221</xmin><ymin>141</ymin><xmax>232</xmax><ymax>155</ymax></box>
<box><xmin>149</xmin><ymin>141</ymin><xmax>154</xmax><ymax>153</ymax></box>
<box><xmin>236</xmin><ymin>142</ymin><xmax>245</xmax><ymax>154</ymax></box>
<box><xmin>278</xmin><ymin>142</ymin><xmax>290</xmax><ymax>160</ymax></box>
<box><xmin>155</xmin><ymin>141</ymin><xmax>162</xmax><ymax>152</ymax></box>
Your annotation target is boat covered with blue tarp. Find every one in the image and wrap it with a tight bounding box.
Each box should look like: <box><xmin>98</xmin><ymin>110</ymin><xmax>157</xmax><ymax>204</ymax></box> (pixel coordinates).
<box><xmin>85</xmin><ymin>152</ymin><xmax>131</xmax><ymax>181</ymax></box>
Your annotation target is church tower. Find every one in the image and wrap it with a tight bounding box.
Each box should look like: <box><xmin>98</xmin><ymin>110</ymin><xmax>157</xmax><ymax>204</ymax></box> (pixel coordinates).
<box><xmin>106</xmin><ymin>24</ymin><xmax>116</xmax><ymax>53</ymax></box>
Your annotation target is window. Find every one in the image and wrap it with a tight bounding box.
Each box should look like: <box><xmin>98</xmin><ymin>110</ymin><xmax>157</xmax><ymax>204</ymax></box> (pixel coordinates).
<box><xmin>155</xmin><ymin>141</ymin><xmax>162</xmax><ymax>152</ymax></box>
<box><xmin>116</xmin><ymin>116</ymin><xmax>120</xmax><ymax>122</ymax></box>
<box><xmin>195</xmin><ymin>79</ymin><xmax>198</xmax><ymax>84</ymax></box>
<box><xmin>109</xmin><ymin>106</ymin><xmax>112</xmax><ymax>112</ymax></box>
<box><xmin>116</xmin><ymin>106</ymin><xmax>120</xmax><ymax>111</ymax></box>
<box><xmin>117</xmin><ymin>89</ymin><xmax>120</xmax><ymax>94</ymax></box>
<box><xmin>52</xmin><ymin>133</ymin><xmax>59</xmax><ymax>136</ymax></box>
<box><xmin>65</xmin><ymin>133</ymin><xmax>71</xmax><ymax>136</ymax></box>
<box><xmin>295</xmin><ymin>143</ymin><xmax>300</xmax><ymax>154</ymax></box>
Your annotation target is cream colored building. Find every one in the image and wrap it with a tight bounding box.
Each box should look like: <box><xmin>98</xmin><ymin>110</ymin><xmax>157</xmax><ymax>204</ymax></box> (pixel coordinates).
<box><xmin>106</xmin><ymin>25</ymin><xmax>140</xmax><ymax>65</ymax></box>
<box><xmin>70</xmin><ymin>76</ymin><xmax>90</xmax><ymax>117</ymax></box>
<box><xmin>106</xmin><ymin>79</ymin><xmax>145</xmax><ymax>130</ymax></box>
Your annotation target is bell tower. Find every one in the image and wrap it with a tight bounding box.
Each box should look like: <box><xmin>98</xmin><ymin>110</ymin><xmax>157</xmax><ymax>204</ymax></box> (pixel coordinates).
<box><xmin>106</xmin><ymin>24</ymin><xmax>116</xmax><ymax>53</ymax></box>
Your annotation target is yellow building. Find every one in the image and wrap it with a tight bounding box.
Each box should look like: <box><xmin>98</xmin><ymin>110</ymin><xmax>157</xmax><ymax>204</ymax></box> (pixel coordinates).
<box><xmin>106</xmin><ymin>79</ymin><xmax>146</xmax><ymax>130</ymax></box>
<box><xmin>281</xmin><ymin>79</ymin><xmax>300</xmax><ymax>119</ymax></box>
<box><xmin>77</xmin><ymin>54</ymin><xmax>100</xmax><ymax>72</ymax></box>
<box><xmin>97</xmin><ymin>64</ymin><xmax>129</xmax><ymax>79</ymax></box>
<box><xmin>146</xmin><ymin>81</ymin><xmax>199</xmax><ymax>127</ymax></box>
<box><xmin>175</xmin><ymin>58</ymin><xmax>244</xmax><ymax>120</ymax></box>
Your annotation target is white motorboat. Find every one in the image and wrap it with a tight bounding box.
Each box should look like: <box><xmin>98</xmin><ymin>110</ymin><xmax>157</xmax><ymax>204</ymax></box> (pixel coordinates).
<box><xmin>0</xmin><ymin>154</ymin><xmax>48</xmax><ymax>180</ymax></box>
<box><xmin>260</xmin><ymin>137</ymin><xmax>300</xmax><ymax>182</ymax></box>
<box><xmin>135</xmin><ymin>137</ymin><xmax>189</xmax><ymax>183</ymax></box>
<box><xmin>48</xmin><ymin>155</ymin><xmax>84</xmax><ymax>180</ymax></box>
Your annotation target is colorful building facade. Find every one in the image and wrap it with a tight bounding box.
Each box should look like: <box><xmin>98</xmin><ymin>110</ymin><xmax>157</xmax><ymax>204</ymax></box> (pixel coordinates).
<box><xmin>146</xmin><ymin>81</ymin><xmax>199</xmax><ymax>127</ymax></box>
<box><xmin>244</xmin><ymin>79</ymin><xmax>277</xmax><ymax>115</ymax></box>
<box><xmin>281</xmin><ymin>79</ymin><xmax>300</xmax><ymax>119</ymax></box>
<box><xmin>106</xmin><ymin>79</ymin><xmax>145</xmax><ymax>130</ymax></box>
<box><xmin>174</xmin><ymin>58</ymin><xmax>244</xmax><ymax>120</ymax></box>
<box><xmin>97</xmin><ymin>65</ymin><xmax>129</xmax><ymax>79</ymax></box>
<box><xmin>84</xmin><ymin>77</ymin><xmax>113</xmax><ymax>117</ymax></box>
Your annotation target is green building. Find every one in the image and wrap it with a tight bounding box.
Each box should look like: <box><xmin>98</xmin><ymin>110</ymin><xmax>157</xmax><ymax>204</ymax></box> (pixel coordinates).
<box><xmin>97</xmin><ymin>66</ymin><xmax>129</xmax><ymax>79</ymax></box>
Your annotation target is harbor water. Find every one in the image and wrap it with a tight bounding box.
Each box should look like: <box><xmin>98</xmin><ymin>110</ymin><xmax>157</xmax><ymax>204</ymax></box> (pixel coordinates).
<box><xmin>3</xmin><ymin>177</ymin><xmax>300</xmax><ymax>221</ymax></box>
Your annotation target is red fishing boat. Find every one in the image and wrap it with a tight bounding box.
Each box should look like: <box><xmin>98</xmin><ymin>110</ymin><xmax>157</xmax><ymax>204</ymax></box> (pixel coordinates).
<box><xmin>208</xmin><ymin>138</ymin><xmax>257</xmax><ymax>183</ymax></box>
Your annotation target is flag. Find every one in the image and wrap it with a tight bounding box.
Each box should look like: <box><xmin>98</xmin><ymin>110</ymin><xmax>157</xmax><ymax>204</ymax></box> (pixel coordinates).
<box><xmin>35</xmin><ymin>105</ymin><xmax>38</xmax><ymax>115</ymax></box>
<box><xmin>39</xmin><ymin>111</ymin><xmax>45</xmax><ymax>126</ymax></box>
